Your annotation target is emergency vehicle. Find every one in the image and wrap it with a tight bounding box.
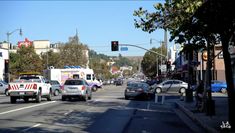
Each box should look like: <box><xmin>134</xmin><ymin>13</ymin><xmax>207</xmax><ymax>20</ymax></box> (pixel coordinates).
<box><xmin>44</xmin><ymin>66</ymin><xmax>102</xmax><ymax>91</ymax></box>
<box><xmin>8</xmin><ymin>72</ymin><xmax>52</xmax><ymax>103</ymax></box>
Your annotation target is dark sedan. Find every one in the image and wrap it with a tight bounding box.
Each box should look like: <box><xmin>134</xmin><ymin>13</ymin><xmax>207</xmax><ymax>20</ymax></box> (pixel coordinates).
<box><xmin>124</xmin><ymin>82</ymin><xmax>152</xmax><ymax>100</ymax></box>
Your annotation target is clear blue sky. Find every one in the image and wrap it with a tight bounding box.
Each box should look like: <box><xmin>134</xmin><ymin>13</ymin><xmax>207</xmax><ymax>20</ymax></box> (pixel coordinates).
<box><xmin>0</xmin><ymin>0</ymin><xmax>171</xmax><ymax>56</ymax></box>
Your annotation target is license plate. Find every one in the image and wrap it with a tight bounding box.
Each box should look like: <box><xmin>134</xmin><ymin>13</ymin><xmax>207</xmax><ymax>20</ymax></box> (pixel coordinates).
<box><xmin>68</xmin><ymin>87</ymin><xmax>77</xmax><ymax>89</ymax></box>
<box><xmin>19</xmin><ymin>92</ymin><xmax>25</xmax><ymax>95</ymax></box>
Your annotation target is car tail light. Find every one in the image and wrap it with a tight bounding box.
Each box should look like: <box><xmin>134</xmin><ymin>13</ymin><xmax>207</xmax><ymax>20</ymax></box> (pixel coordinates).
<box><xmin>8</xmin><ymin>85</ymin><xmax>11</xmax><ymax>90</ymax></box>
<box><xmin>82</xmin><ymin>85</ymin><xmax>85</xmax><ymax>90</ymax></box>
<box><xmin>61</xmin><ymin>85</ymin><xmax>64</xmax><ymax>90</ymax></box>
<box><xmin>33</xmin><ymin>84</ymin><xmax>37</xmax><ymax>90</ymax></box>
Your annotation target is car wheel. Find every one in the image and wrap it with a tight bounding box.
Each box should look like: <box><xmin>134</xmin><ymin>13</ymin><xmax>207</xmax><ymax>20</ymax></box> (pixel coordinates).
<box><xmin>92</xmin><ymin>86</ymin><xmax>97</xmax><ymax>92</ymax></box>
<box><xmin>221</xmin><ymin>88</ymin><xmax>227</xmax><ymax>93</ymax></box>
<box><xmin>179</xmin><ymin>88</ymin><xmax>186</xmax><ymax>94</ymax></box>
<box><xmin>5</xmin><ymin>89</ymin><xmax>9</xmax><ymax>96</ymax></box>
<box><xmin>83</xmin><ymin>93</ymin><xmax>88</xmax><ymax>101</ymax></box>
<box><xmin>155</xmin><ymin>88</ymin><xmax>162</xmax><ymax>94</ymax></box>
<box><xmin>54</xmin><ymin>89</ymin><xmax>59</xmax><ymax>96</ymax></box>
<box><xmin>88</xmin><ymin>93</ymin><xmax>92</xmax><ymax>100</ymax></box>
<box><xmin>47</xmin><ymin>91</ymin><xmax>52</xmax><ymax>101</ymax></box>
<box><xmin>24</xmin><ymin>98</ymin><xmax>29</xmax><ymax>103</ymax></box>
<box><xmin>36</xmin><ymin>91</ymin><xmax>42</xmax><ymax>103</ymax></box>
<box><xmin>10</xmin><ymin>96</ymin><xmax>17</xmax><ymax>104</ymax></box>
<box><xmin>62</xmin><ymin>96</ymin><xmax>66</xmax><ymax>101</ymax></box>
<box><xmin>125</xmin><ymin>95</ymin><xmax>129</xmax><ymax>100</ymax></box>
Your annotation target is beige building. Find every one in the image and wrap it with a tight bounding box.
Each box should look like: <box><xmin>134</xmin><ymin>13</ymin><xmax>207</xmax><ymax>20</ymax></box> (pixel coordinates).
<box><xmin>196</xmin><ymin>45</ymin><xmax>225</xmax><ymax>81</ymax></box>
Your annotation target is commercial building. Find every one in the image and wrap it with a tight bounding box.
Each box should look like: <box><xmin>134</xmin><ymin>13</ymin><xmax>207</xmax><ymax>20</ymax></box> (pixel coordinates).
<box><xmin>172</xmin><ymin>44</ymin><xmax>225</xmax><ymax>84</ymax></box>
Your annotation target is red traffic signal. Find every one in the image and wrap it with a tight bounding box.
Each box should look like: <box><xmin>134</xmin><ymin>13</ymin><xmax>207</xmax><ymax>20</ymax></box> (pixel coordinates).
<box><xmin>111</xmin><ymin>41</ymin><xmax>119</xmax><ymax>51</ymax></box>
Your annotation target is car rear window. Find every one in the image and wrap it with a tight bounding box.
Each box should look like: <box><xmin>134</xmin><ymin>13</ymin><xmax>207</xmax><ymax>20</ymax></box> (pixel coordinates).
<box><xmin>64</xmin><ymin>80</ymin><xmax>84</xmax><ymax>85</ymax></box>
<box><xmin>20</xmin><ymin>76</ymin><xmax>40</xmax><ymax>80</ymax></box>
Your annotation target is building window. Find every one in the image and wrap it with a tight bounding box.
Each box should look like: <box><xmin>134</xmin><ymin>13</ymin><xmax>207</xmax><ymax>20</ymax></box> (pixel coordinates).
<box><xmin>87</xmin><ymin>74</ymin><xmax>91</xmax><ymax>80</ymax></box>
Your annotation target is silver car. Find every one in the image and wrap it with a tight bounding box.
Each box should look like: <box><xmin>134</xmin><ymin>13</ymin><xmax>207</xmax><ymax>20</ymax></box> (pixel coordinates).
<box><xmin>153</xmin><ymin>79</ymin><xmax>188</xmax><ymax>94</ymax></box>
<box><xmin>0</xmin><ymin>81</ymin><xmax>9</xmax><ymax>96</ymax></box>
<box><xmin>49</xmin><ymin>80</ymin><xmax>61</xmax><ymax>96</ymax></box>
<box><xmin>61</xmin><ymin>79</ymin><xmax>92</xmax><ymax>101</ymax></box>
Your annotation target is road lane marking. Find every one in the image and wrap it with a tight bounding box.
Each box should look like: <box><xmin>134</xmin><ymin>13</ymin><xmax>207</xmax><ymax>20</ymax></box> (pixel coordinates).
<box><xmin>64</xmin><ymin>110</ymin><xmax>73</xmax><ymax>116</ymax></box>
<box><xmin>22</xmin><ymin>123</ymin><xmax>41</xmax><ymax>132</ymax></box>
<box><xmin>0</xmin><ymin>101</ymin><xmax>57</xmax><ymax>116</ymax></box>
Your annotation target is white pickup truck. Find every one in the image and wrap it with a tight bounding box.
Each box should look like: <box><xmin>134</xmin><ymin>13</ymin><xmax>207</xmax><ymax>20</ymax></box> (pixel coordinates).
<box><xmin>8</xmin><ymin>74</ymin><xmax>52</xmax><ymax>103</ymax></box>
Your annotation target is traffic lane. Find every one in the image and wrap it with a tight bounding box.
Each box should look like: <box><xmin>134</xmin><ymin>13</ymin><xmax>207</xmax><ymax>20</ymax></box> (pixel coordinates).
<box><xmin>0</xmin><ymin>85</ymin><xmax>128</xmax><ymax>133</ymax></box>
<box><xmin>0</xmin><ymin>99</ymin><xmax>109</xmax><ymax>133</ymax></box>
<box><xmin>0</xmin><ymin>95</ymin><xmax>62</xmax><ymax>114</ymax></box>
<box><xmin>0</xmin><ymin>84</ymin><xmax>146</xmax><ymax>133</ymax></box>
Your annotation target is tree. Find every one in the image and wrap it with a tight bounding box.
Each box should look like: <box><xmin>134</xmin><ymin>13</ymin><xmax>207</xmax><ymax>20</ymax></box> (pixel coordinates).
<box><xmin>41</xmin><ymin>50</ymin><xmax>61</xmax><ymax>69</ymax></box>
<box><xmin>58</xmin><ymin>42</ymin><xmax>88</xmax><ymax>67</ymax></box>
<box><xmin>141</xmin><ymin>46</ymin><xmax>166</xmax><ymax>78</ymax></box>
<box><xmin>134</xmin><ymin>0</ymin><xmax>235</xmax><ymax>130</ymax></box>
<box><xmin>115</xmin><ymin>54</ymin><xmax>132</xmax><ymax>67</ymax></box>
<box><xmin>10</xmin><ymin>45</ymin><xmax>43</xmax><ymax>78</ymax></box>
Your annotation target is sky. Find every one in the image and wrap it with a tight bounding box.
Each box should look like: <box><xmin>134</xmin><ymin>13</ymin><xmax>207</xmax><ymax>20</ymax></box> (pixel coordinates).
<box><xmin>0</xmin><ymin>0</ymin><xmax>171</xmax><ymax>57</ymax></box>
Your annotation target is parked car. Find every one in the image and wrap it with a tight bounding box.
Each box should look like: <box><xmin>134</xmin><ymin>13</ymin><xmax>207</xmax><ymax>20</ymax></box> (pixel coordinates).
<box><xmin>61</xmin><ymin>79</ymin><xmax>92</xmax><ymax>101</ymax></box>
<box><xmin>211</xmin><ymin>80</ymin><xmax>227</xmax><ymax>93</ymax></box>
<box><xmin>115</xmin><ymin>79</ymin><xmax>123</xmax><ymax>86</ymax></box>
<box><xmin>49</xmin><ymin>80</ymin><xmax>61</xmax><ymax>96</ymax></box>
<box><xmin>0</xmin><ymin>81</ymin><xmax>8</xmax><ymax>96</ymax></box>
<box><xmin>152</xmin><ymin>79</ymin><xmax>188</xmax><ymax>94</ymax></box>
<box><xmin>146</xmin><ymin>79</ymin><xmax>158</xmax><ymax>86</ymax></box>
<box><xmin>124</xmin><ymin>82</ymin><xmax>152</xmax><ymax>100</ymax></box>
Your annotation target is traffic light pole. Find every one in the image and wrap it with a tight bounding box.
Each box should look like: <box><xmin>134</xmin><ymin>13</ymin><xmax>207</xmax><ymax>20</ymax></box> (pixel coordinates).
<box><xmin>119</xmin><ymin>44</ymin><xmax>166</xmax><ymax>58</ymax></box>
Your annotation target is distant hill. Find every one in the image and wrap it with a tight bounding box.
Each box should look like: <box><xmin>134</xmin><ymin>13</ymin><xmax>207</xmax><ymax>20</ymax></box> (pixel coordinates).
<box><xmin>124</xmin><ymin>56</ymin><xmax>143</xmax><ymax>62</ymax></box>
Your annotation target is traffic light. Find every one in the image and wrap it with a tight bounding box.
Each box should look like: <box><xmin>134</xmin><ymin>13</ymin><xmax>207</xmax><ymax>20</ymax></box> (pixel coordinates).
<box><xmin>111</xmin><ymin>41</ymin><xmax>119</xmax><ymax>51</ymax></box>
<box><xmin>167</xmin><ymin>61</ymin><xmax>171</xmax><ymax>70</ymax></box>
<box><xmin>4</xmin><ymin>59</ymin><xmax>9</xmax><ymax>73</ymax></box>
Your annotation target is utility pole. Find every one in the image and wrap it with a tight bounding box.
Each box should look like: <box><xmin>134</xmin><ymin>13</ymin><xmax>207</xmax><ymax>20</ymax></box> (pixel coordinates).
<box><xmin>6</xmin><ymin>28</ymin><xmax>22</xmax><ymax>83</ymax></box>
<box><xmin>164</xmin><ymin>29</ymin><xmax>168</xmax><ymax>60</ymax></box>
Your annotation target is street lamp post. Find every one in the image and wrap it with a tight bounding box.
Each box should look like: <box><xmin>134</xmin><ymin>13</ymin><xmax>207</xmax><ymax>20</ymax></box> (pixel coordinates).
<box><xmin>150</xmin><ymin>38</ymin><xmax>165</xmax><ymax>74</ymax></box>
<box><xmin>6</xmin><ymin>28</ymin><xmax>23</xmax><ymax>83</ymax></box>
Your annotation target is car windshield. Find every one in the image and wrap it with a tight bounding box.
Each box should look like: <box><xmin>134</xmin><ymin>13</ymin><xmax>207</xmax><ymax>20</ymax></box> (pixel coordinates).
<box><xmin>20</xmin><ymin>76</ymin><xmax>40</xmax><ymax>80</ymax></box>
<box><xmin>0</xmin><ymin>81</ymin><xmax>8</xmax><ymax>85</ymax></box>
<box><xmin>64</xmin><ymin>80</ymin><xmax>83</xmax><ymax>85</ymax></box>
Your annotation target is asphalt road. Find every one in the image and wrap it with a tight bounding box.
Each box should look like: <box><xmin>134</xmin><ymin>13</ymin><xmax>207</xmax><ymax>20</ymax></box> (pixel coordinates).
<box><xmin>0</xmin><ymin>84</ymin><xmax>195</xmax><ymax>133</ymax></box>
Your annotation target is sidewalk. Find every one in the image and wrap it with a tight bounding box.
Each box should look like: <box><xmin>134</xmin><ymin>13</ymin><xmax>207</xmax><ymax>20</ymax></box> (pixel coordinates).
<box><xmin>175</xmin><ymin>94</ymin><xmax>232</xmax><ymax>133</ymax></box>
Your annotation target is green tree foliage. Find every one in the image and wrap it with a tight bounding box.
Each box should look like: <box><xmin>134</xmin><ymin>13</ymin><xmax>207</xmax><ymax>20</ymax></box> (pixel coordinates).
<box><xmin>142</xmin><ymin>46</ymin><xmax>166</xmax><ymax>78</ymax></box>
<box><xmin>58</xmin><ymin>43</ymin><xmax>88</xmax><ymax>67</ymax></box>
<box><xmin>89</xmin><ymin>49</ymin><xmax>110</xmax><ymax>61</ymax></box>
<box><xmin>89</xmin><ymin>50</ymin><xmax>112</xmax><ymax>79</ymax></box>
<box><xmin>134</xmin><ymin>0</ymin><xmax>235</xmax><ymax>129</ymax></box>
<box><xmin>10</xmin><ymin>45</ymin><xmax>43</xmax><ymax>77</ymax></box>
<box><xmin>133</xmin><ymin>0</ymin><xmax>203</xmax><ymax>34</ymax></box>
<box><xmin>40</xmin><ymin>50</ymin><xmax>61</xmax><ymax>69</ymax></box>
<box><xmin>115</xmin><ymin>54</ymin><xmax>132</xmax><ymax>67</ymax></box>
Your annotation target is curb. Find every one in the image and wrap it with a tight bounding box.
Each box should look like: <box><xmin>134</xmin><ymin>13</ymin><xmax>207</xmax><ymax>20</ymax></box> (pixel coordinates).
<box><xmin>175</xmin><ymin>101</ymin><xmax>219</xmax><ymax>133</ymax></box>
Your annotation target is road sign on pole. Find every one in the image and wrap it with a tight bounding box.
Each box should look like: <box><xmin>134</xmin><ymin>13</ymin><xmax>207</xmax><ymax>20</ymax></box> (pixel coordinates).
<box><xmin>120</xmin><ymin>47</ymin><xmax>128</xmax><ymax>51</ymax></box>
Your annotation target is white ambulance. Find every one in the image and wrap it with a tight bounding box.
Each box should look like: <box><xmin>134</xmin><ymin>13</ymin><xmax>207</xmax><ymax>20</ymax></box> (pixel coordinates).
<box><xmin>44</xmin><ymin>67</ymin><xmax>102</xmax><ymax>91</ymax></box>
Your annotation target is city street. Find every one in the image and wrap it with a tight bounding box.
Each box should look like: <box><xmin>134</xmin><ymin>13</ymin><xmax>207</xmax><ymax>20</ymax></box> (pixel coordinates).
<box><xmin>0</xmin><ymin>84</ymin><xmax>195</xmax><ymax>133</ymax></box>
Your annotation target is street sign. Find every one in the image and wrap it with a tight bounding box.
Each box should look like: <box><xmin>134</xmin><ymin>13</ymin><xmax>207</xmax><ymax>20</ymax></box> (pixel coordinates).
<box><xmin>120</xmin><ymin>47</ymin><xmax>128</xmax><ymax>51</ymax></box>
<box><xmin>160</xmin><ymin>65</ymin><xmax>167</xmax><ymax>72</ymax></box>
